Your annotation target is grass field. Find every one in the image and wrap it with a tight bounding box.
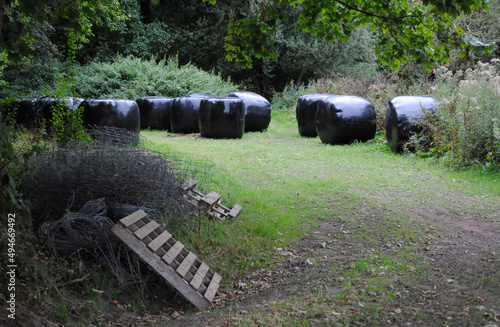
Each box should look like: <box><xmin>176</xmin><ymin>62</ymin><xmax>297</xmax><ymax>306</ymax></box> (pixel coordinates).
<box><xmin>136</xmin><ymin>110</ymin><xmax>500</xmax><ymax>326</ymax></box>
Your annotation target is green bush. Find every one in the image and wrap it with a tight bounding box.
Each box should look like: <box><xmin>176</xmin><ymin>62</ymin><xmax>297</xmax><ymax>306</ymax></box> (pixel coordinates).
<box><xmin>420</xmin><ymin>59</ymin><xmax>500</xmax><ymax>170</ymax></box>
<box><xmin>0</xmin><ymin>58</ymin><xmax>72</xmax><ymax>99</ymax></box>
<box><xmin>73</xmin><ymin>55</ymin><xmax>239</xmax><ymax>99</ymax></box>
<box><xmin>48</xmin><ymin>76</ymin><xmax>90</xmax><ymax>145</ymax></box>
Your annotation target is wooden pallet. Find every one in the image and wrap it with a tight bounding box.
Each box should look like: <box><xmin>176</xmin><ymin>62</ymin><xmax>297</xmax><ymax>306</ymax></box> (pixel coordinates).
<box><xmin>111</xmin><ymin>210</ymin><xmax>221</xmax><ymax>310</ymax></box>
<box><xmin>180</xmin><ymin>179</ymin><xmax>242</xmax><ymax>221</ymax></box>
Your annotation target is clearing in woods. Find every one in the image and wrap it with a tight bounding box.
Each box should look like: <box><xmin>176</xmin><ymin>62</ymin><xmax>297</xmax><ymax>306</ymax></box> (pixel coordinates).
<box><xmin>142</xmin><ymin>113</ymin><xmax>500</xmax><ymax>327</ymax></box>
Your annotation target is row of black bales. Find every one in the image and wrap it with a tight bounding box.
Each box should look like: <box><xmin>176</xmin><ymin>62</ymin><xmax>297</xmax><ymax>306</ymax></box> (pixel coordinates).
<box><xmin>12</xmin><ymin>91</ymin><xmax>271</xmax><ymax>139</ymax></box>
<box><xmin>138</xmin><ymin>92</ymin><xmax>271</xmax><ymax>137</ymax></box>
<box><xmin>297</xmin><ymin>95</ymin><xmax>377</xmax><ymax>144</ymax></box>
<box><xmin>296</xmin><ymin>94</ymin><xmax>438</xmax><ymax>152</ymax></box>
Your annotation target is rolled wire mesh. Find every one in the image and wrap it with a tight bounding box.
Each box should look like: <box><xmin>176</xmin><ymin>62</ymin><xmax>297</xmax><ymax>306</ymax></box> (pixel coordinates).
<box><xmin>40</xmin><ymin>198</ymin><xmax>151</xmax><ymax>285</ymax></box>
<box><xmin>23</xmin><ymin>128</ymin><xmax>213</xmax><ymax>225</ymax></box>
<box><xmin>23</xmin><ymin>126</ymin><xmax>214</xmax><ymax>287</ymax></box>
<box><xmin>87</xmin><ymin>125</ymin><xmax>140</xmax><ymax>146</ymax></box>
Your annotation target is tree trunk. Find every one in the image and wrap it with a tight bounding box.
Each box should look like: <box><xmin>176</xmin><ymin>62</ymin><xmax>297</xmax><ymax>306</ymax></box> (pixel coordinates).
<box><xmin>139</xmin><ymin>0</ymin><xmax>151</xmax><ymax>24</ymax></box>
<box><xmin>0</xmin><ymin>0</ymin><xmax>5</xmax><ymax>41</ymax></box>
<box><xmin>296</xmin><ymin>66</ymin><xmax>306</xmax><ymax>86</ymax></box>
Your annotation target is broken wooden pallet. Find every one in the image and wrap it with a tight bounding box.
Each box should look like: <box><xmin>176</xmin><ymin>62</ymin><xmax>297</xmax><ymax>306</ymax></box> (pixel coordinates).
<box><xmin>111</xmin><ymin>210</ymin><xmax>221</xmax><ymax>310</ymax></box>
<box><xmin>180</xmin><ymin>179</ymin><xmax>242</xmax><ymax>221</ymax></box>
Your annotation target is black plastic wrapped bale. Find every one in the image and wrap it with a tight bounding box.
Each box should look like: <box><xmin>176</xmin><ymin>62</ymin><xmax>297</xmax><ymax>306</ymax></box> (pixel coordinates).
<box><xmin>136</xmin><ymin>96</ymin><xmax>173</xmax><ymax>130</ymax></box>
<box><xmin>385</xmin><ymin>96</ymin><xmax>437</xmax><ymax>153</ymax></box>
<box><xmin>316</xmin><ymin>95</ymin><xmax>376</xmax><ymax>145</ymax></box>
<box><xmin>199</xmin><ymin>97</ymin><xmax>245</xmax><ymax>139</ymax></box>
<box><xmin>0</xmin><ymin>99</ymin><xmax>21</xmax><ymax>125</ymax></box>
<box><xmin>170</xmin><ymin>94</ymin><xmax>212</xmax><ymax>134</ymax></box>
<box><xmin>37</xmin><ymin>97</ymin><xmax>84</xmax><ymax>127</ymax></box>
<box><xmin>227</xmin><ymin>91</ymin><xmax>271</xmax><ymax>132</ymax></box>
<box><xmin>296</xmin><ymin>94</ymin><xmax>334</xmax><ymax>137</ymax></box>
<box><xmin>80</xmin><ymin>99</ymin><xmax>140</xmax><ymax>133</ymax></box>
<box><xmin>15</xmin><ymin>99</ymin><xmax>40</xmax><ymax>127</ymax></box>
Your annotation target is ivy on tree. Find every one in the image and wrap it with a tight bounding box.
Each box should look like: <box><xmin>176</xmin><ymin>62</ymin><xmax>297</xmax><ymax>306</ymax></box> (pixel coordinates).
<box><xmin>204</xmin><ymin>0</ymin><xmax>494</xmax><ymax>70</ymax></box>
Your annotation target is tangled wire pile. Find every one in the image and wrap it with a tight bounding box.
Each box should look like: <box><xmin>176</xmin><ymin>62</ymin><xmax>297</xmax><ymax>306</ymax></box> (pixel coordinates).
<box><xmin>23</xmin><ymin>126</ymin><xmax>214</xmax><ymax>289</ymax></box>
<box><xmin>23</xmin><ymin>127</ymin><xmax>212</xmax><ymax>227</ymax></box>
<box><xmin>40</xmin><ymin>198</ymin><xmax>153</xmax><ymax>285</ymax></box>
<box><xmin>87</xmin><ymin>125</ymin><xmax>140</xmax><ymax>146</ymax></box>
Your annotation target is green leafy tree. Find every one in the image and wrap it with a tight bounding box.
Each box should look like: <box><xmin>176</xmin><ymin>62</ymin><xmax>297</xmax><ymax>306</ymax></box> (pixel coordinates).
<box><xmin>204</xmin><ymin>0</ymin><xmax>495</xmax><ymax>70</ymax></box>
<box><xmin>0</xmin><ymin>0</ymin><xmax>125</xmax><ymax>214</ymax></box>
<box><xmin>0</xmin><ymin>0</ymin><xmax>126</xmax><ymax>62</ymax></box>
<box><xmin>76</xmin><ymin>0</ymin><xmax>171</xmax><ymax>63</ymax></box>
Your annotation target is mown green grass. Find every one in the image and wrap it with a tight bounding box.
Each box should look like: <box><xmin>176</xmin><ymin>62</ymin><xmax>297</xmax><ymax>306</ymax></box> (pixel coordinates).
<box><xmin>142</xmin><ymin>110</ymin><xmax>500</xmax><ymax>290</ymax></box>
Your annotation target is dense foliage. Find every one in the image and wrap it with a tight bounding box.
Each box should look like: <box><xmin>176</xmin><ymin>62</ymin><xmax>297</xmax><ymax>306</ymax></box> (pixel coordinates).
<box><xmin>1</xmin><ymin>0</ymin><xmax>499</xmax><ymax>217</ymax></box>
<box><xmin>73</xmin><ymin>55</ymin><xmax>239</xmax><ymax>99</ymax></box>
<box><xmin>205</xmin><ymin>0</ymin><xmax>495</xmax><ymax>71</ymax></box>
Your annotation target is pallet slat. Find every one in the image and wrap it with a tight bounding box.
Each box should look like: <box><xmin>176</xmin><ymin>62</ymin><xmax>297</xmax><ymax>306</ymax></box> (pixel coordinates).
<box><xmin>190</xmin><ymin>262</ymin><xmax>209</xmax><ymax>290</ymax></box>
<box><xmin>176</xmin><ymin>252</ymin><xmax>197</xmax><ymax>277</ymax></box>
<box><xmin>119</xmin><ymin>210</ymin><xmax>147</xmax><ymax>227</ymax></box>
<box><xmin>200</xmin><ymin>191</ymin><xmax>222</xmax><ymax>210</ymax></box>
<box><xmin>228</xmin><ymin>204</ymin><xmax>242</xmax><ymax>218</ymax></box>
<box><xmin>162</xmin><ymin>241</ymin><xmax>184</xmax><ymax>265</ymax></box>
<box><xmin>204</xmin><ymin>273</ymin><xmax>222</xmax><ymax>302</ymax></box>
<box><xmin>147</xmin><ymin>231</ymin><xmax>172</xmax><ymax>252</ymax></box>
<box><xmin>134</xmin><ymin>220</ymin><xmax>160</xmax><ymax>240</ymax></box>
<box><xmin>181</xmin><ymin>179</ymin><xmax>198</xmax><ymax>191</ymax></box>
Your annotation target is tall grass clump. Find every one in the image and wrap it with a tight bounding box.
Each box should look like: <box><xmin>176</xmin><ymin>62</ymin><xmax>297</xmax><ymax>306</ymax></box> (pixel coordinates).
<box><xmin>419</xmin><ymin>59</ymin><xmax>500</xmax><ymax>170</ymax></box>
<box><xmin>73</xmin><ymin>55</ymin><xmax>239</xmax><ymax>99</ymax></box>
<box><xmin>270</xmin><ymin>81</ymin><xmax>311</xmax><ymax>111</ymax></box>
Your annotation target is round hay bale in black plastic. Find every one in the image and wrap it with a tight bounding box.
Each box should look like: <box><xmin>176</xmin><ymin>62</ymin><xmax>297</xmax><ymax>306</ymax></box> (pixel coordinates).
<box><xmin>0</xmin><ymin>99</ymin><xmax>21</xmax><ymax>125</ymax></box>
<box><xmin>80</xmin><ymin>99</ymin><xmax>140</xmax><ymax>133</ymax></box>
<box><xmin>316</xmin><ymin>95</ymin><xmax>376</xmax><ymax>145</ymax></box>
<box><xmin>37</xmin><ymin>97</ymin><xmax>84</xmax><ymax>127</ymax></box>
<box><xmin>199</xmin><ymin>97</ymin><xmax>245</xmax><ymax>139</ymax></box>
<box><xmin>14</xmin><ymin>98</ymin><xmax>40</xmax><ymax>127</ymax></box>
<box><xmin>296</xmin><ymin>94</ymin><xmax>334</xmax><ymax>137</ymax></box>
<box><xmin>227</xmin><ymin>91</ymin><xmax>271</xmax><ymax>132</ymax></box>
<box><xmin>170</xmin><ymin>94</ymin><xmax>212</xmax><ymax>134</ymax></box>
<box><xmin>385</xmin><ymin>96</ymin><xmax>437</xmax><ymax>153</ymax></box>
<box><xmin>136</xmin><ymin>96</ymin><xmax>173</xmax><ymax>130</ymax></box>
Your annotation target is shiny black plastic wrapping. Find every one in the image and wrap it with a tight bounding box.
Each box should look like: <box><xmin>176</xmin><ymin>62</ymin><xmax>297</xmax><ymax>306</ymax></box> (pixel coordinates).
<box><xmin>0</xmin><ymin>99</ymin><xmax>20</xmax><ymax>123</ymax></box>
<box><xmin>296</xmin><ymin>94</ymin><xmax>334</xmax><ymax>137</ymax></box>
<box><xmin>15</xmin><ymin>98</ymin><xmax>37</xmax><ymax>126</ymax></box>
<box><xmin>199</xmin><ymin>97</ymin><xmax>245</xmax><ymax>139</ymax></box>
<box><xmin>385</xmin><ymin>96</ymin><xmax>437</xmax><ymax>153</ymax></box>
<box><xmin>80</xmin><ymin>99</ymin><xmax>140</xmax><ymax>133</ymax></box>
<box><xmin>227</xmin><ymin>91</ymin><xmax>270</xmax><ymax>132</ymax></box>
<box><xmin>38</xmin><ymin>97</ymin><xmax>84</xmax><ymax>128</ymax></box>
<box><xmin>170</xmin><ymin>94</ymin><xmax>212</xmax><ymax>133</ymax></box>
<box><xmin>136</xmin><ymin>96</ymin><xmax>173</xmax><ymax>131</ymax></box>
<box><xmin>316</xmin><ymin>95</ymin><xmax>376</xmax><ymax>145</ymax></box>
<box><xmin>12</xmin><ymin>97</ymin><xmax>83</xmax><ymax>128</ymax></box>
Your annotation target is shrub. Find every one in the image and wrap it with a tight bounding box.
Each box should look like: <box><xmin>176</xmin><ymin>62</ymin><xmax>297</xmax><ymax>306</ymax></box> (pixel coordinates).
<box><xmin>0</xmin><ymin>58</ymin><xmax>72</xmax><ymax>99</ymax></box>
<box><xmin>419</xmin><ymin>60</ymin><xmax>500</xmax><ymax>170</ymax></box>
<box><xmin>73</xmin><ymin>55</ymin><xmax>239</xmax><ymax>99</ymax></box>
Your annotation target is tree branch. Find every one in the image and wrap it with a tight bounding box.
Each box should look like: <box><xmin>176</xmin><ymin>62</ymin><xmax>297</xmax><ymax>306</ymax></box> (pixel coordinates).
<box><xmin>333</xmin><ymin>0</ymin><xmax>424</xmax><ymax>20</ymax></box>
